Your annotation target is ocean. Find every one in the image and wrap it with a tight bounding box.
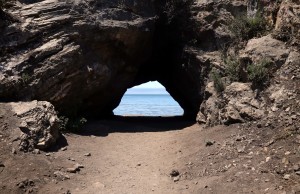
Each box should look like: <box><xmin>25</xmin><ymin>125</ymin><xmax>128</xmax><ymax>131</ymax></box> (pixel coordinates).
<box><xmin>113</xmin><ymin>93</ymin><xmax>184</xmax><ymax>116</ymax></box>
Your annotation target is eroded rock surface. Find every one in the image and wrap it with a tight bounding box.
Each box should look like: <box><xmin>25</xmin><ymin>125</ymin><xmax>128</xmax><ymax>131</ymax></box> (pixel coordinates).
<box><xmin>0</xmin><ymin>0</ymin><xmax>156</xmax><ymax>116</ymax></box>
<box><xmin>0</xmin><ymin>100</ymin><xmax>60</xmax><ymax>151</ymax></box>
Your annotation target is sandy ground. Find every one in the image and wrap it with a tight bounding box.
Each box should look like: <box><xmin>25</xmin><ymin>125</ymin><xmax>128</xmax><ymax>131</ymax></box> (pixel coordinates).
<box><xmin>0</xmin><ymin>117</ymin><xmax>300</xmax><ymax>194</ymax></box>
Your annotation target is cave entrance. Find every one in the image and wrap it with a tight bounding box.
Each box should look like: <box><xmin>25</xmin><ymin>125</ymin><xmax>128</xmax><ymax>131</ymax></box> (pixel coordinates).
<box><xmin>113</xmin><ymin>81</ymin><xmax>184</xmax><ymax>117</ymax></box>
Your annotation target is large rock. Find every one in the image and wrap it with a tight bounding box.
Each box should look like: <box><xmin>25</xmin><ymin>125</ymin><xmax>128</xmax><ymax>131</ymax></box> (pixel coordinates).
<box><xmin>8</xmin><ymin>100</ymin><xmax>60</xmax><ymax>151</ymax></box>
<box><xmin>274</xmin><ymin>0</ymin><xmax>300</xmax><ymax>45</ymax></box>
<box><xmin>0</xmin><ymin>0</ymin><xmax>209</xmax><ymax>118</ymax></box>
<box><xmin>239</xmin><ymin>35</ymin><xmax>290</xmax><ymax>67</ymax></box>
<box><xmin>198</xmin><ymin>82</ymin><xmax>264</xmax><ymax>126</ymax></box>
<box><xmin>0</xmin><ymin>0</ymin><xmax>156</xmax><ymax>117</ymax></box>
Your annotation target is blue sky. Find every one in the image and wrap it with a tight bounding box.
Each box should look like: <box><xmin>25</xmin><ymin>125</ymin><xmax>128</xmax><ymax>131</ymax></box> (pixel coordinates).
<box><xmin>131</xmin><ymin>81</ymin><xmax>164</xmax><ymax>89</ymax></box>
<box><xmin>126</xmin><ymin>81</ymin><xmax>167</xmax><ymax>94</ymax></box>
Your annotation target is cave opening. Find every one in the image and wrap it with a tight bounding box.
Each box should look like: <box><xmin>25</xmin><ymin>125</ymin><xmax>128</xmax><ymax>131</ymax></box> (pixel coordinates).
<box><xmin>113</xmin><ymin>81</ymin><xmax>184</xmax><ymax>117</ymax></box>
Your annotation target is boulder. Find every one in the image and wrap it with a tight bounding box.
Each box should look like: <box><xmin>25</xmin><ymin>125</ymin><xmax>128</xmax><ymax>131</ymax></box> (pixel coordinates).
<box><xmin>8</xmin><ymin>101</ymin><xmax>60</xmax><ymax>151</ymax></box>
<box><xmin>221</xmin><ymin>82</ymin><xmax>264</xmax><ymax>124</ymax></box>
<box><xmin>274</xmin><ymin>0</ymin><xmax>300</xmax><ymax>44</ymax></box>
<box><xmin>239</xmin><ymin>35</ymin><xmax>290</xmax><ymax>68</ymax></box>
<box><xmin>198</xmin><ymin>82</ymin><xmax>264</xmax><ymax>126</ymax></box>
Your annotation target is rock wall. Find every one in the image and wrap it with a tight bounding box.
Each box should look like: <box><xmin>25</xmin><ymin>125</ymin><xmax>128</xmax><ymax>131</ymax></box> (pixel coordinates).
<box><xmin>0</xmin><ymin>0</ymin><xmax>156</xmax><ymax>117</ymax></box>
<box><xmin>0</xmin><ymin>0</ymin><xmax>299</xmax><ymax>125</ymax></box>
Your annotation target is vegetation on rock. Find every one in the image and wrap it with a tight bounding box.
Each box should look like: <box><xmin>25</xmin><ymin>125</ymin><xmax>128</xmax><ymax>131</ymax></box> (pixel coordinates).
<box><xmin>247</xmin><ymin>59</ymin><xmax>271</xmax><ymax>88</ymax></box>
<box><xmin>210</xmin><ymin>69</ymin><xmax>225</xmax><ymax>94</ymax></box>
<box><xmin>228</xmin><ymin>13</ymin><xmax>268</xmax><ymax>41</ymax></box>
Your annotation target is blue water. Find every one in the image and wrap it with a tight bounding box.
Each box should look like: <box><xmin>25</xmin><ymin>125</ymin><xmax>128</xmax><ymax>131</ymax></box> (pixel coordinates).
<box><xmin>113</xmin><ymin>94</ymin><xmax>184</xmax><ymax>116</ymax></box>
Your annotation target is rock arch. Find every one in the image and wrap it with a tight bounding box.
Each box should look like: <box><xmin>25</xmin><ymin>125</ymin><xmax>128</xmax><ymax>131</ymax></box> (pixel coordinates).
<box><xmin>0</xmin><ymin>0</ymin><xmax>209</xmax><ymax>119</ymax></box>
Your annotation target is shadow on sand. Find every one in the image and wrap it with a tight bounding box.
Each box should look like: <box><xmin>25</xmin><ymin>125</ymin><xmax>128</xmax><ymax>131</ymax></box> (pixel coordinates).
<box><xmin>76</xmin><ymin>116</ymin><xmax>196</xmax><ymax>137</ymax></box>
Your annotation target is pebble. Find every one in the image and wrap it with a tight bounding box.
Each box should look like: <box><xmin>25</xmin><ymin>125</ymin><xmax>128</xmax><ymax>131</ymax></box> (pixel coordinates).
<box><xmin>173</xmin><ymin>176</ymin><xmax>180</xmax><ymax>182</ymax></box>
<box><xmin>84</xmin><ymin>153</ymin><xmax>91</xmax><ymax>157</ymax></box>
<box><xmin>33</xmin><ymin>149</ymin><xmax>40</xmax><ymax>154</ymax></box>
<box><xmin>293</xmin><ymin>164</ymin><xmax>300</xmax><ymax>171</ymax></box>
<box><xmin>283</xmin><ymin>174</ymin><xmax>290</xmax><ymax>180</ymax></box>
<box><xmin>296</xmin><ymin>171</ymin><xmax>300</xmax><ymax>176</ymax></box>
<box><xmin>282</xmin><ymin>158</ymin><xmax>289</xmax><ymax>165</ymax></box>
<box><xmin>54</xmin><ymin>171</ymin><xmax>70</xmax><ymax>180</ymax></box>
<box><xmin>266</xmin><ymin>157</ymin><xmax>271</xmax><ymax>162</ymax></box>
<box><xmin>237</xmin><ymin>145</ymin><xmax>245</xmax><ymax>153</ymax></box>
<box><xmin>45</xmin><ymin>153</ymin><xmax>50</xmax><ymax>156</ymax></box>
<box><xmin>74</xmin><ymin>163</ymin><xmax>84</xmax><ymax>169</ymax></box>
<box><xmin>60</xmin><ymin>147</ymin><xmax>67</xmax><ymax>151</ymax></box>
<box><xmin>66</xmin><ymin>167</ymin><xmax>78</xmax><ymax>173</ymax></box>
<box><xmin>12</xmin><ymin>148</ymin><xmax>17</xmax><ymax>154</ymax></box>
<box><xmin>284</xmin><ymin>151</ymin><xmax>291</xmax><ymax>156</ymax></box>
<box><xmin>170</xmin><ymin>169</ymin><xmax>180</xmax><ymax>177</ymax></box>
<box><xmin>205</xmin><ymin>141</ymin><xmax>214</xmax><ymax>146</ymax></box>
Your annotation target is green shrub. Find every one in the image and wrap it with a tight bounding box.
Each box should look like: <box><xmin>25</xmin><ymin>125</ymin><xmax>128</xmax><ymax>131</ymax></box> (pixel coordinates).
<box><xmin>210</xmin><ymin>69</ymin><xmax>225</xmax><ymax>93</ymax></box>
<box><xmin>59</xmin><ymin>116</ymin><xmax>87</xmax><ymax>132</ymax></box>
<box><xmin>228</xmin><ymin>13</ymin><xmax>267</xmax><ymax>41</ymax></box>
<box><xmin>224</xmin><ymin>57</ymin><xmax>241</xmax><ymax>82</ymax></box>
<box><xmin>247</xmin><ymin>59</ymin><xmax>270</xmax><ymax>88</ymax></box>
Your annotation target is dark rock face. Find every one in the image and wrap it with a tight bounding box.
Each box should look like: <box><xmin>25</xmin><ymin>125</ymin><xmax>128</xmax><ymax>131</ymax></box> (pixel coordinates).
<box><xmin>0</xmin><ymin>0</ymin><xmax>156</xmax><ymax>117</ymax></box>
<box><xmin>0</xmin><ymin>0</ymin><xmax>210</xmax><ymax>118</ymax></box>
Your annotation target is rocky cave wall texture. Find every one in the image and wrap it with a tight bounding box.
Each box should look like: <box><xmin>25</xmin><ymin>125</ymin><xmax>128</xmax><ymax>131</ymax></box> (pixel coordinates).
<box><xmin>0</xmin><ymin>0</ymin><xmax>299</xmax><ymax>123</ymax></box>
<box><xmin>0</xmin><ymin>0</ymin><xmax>209</xmax><ymax>119</ymax></box>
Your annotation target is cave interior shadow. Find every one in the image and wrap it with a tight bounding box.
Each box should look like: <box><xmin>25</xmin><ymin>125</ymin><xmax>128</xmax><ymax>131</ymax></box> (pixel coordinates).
<box><xmin>75</xmin><ymin>116</ymin><xmax>196</xmax><ymax>137</ymax></box>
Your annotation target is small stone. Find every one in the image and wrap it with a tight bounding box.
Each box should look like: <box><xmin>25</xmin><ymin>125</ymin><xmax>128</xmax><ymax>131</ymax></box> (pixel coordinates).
<box><xmin>74</xmin><ymin>163</ymin><xmax>84</xmax><ymax>169</ymax></box>
<box><xmin>237</xmin><ymin>145</ymin><xmax>245</xmax><ymax>153</ymax></box>
<box><xmin>283</xmin><ymin>174</ymin><xmax>290</xmax><ymax>180</ymax></box>
<box><xmin>11</xmin><ymin>148</ymin><xmax>17</xmax><ymax>154</ymax></box>
<box><xmin>54</xmin><ymin>171</ymin><xmax>70</xmax><ymax>180</ymax></box>
<box><xmin>284</xmin><ymin>151</ymin><xmax>291</xmax><ymax>156</ymax></box>
<box><xmin>293</xmin><ymin>164</ymin><xmax>300</xmax><ymax>171</ymax></box>
<box><xmin>33</xmin><ymin>149</ymin><xmax>40</xmax><ymax>154</ymax></box>
<box><xmin>45</xmin><ymin>153</ymin><xmax>50</xmax><ymax>156</ymax></box>
<box><xmin>205</xmin><ymin>140</ymin><xmax>214</xmax><ymax>146</ymax></box>
<box><xmin>173</xmin><ymin>176</ymin><xmax>180</xmax><ymax>182</ymax></box>
<box><xmin>285</xmin><ymin>107</ymin><xmax>290</xmax><ymax>112</ymax></box>
<box><xmin>291</xmin><ymin>115</ymin><xmax>297</xmax><ymax>120</ymax></box>
<box><xmin>282</xmin><ymin>158</ymin><xmax>289</xmax><ymax>165</ymax></box>
<box><xmin>170</xmin><ymin>169</ymin><xmax>180</xmax><ymax>177</ymax></box>
<box><xmin>264</xmin><ymin>188</ymin><xmax>269</xmax><ymax>192</ymax></box>
<box><xmin>266</xmin><ymin>157</ymin><xmax>271</xmax><ymax>162</ymax></box>
<box><xmin>60</xmin><ymin>147</ymin><xmax>67</xmax><ymax>151</ymax></box>
<box><xmin>137</xmin><ymin>163</ymin><xmax>141</xmax><ymax>166</ymax></box>
<box><xmin>66</xmin><ymin>167</ymin><xmax>78</xmax><ymax>173</ymax></box>
<box><xmin>84</xmin><ymin>153</ymin><xmax>91</xmax><ymax>157</ymax></box>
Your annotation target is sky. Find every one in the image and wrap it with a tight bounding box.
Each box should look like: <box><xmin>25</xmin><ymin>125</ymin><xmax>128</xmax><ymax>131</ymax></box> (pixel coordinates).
<box><xmin>126</xmin><ymin>81</ymin><xmax>167</xmax><ymax>94</ymax></box>
<box><xmin>131</xmin><ymin>81</ymin><xmax>164</xmax><ymax>89</ymax></box>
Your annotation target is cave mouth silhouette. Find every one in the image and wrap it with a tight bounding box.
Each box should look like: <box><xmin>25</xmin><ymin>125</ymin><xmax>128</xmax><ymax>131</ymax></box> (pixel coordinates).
<box><xmin>113</xmin><ymin>81</ymin><xmax>184</xmax><ymax>117</ymax></box>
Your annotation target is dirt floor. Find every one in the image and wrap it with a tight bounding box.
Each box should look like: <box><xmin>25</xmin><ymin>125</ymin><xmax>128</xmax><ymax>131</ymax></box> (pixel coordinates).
<box><xmin>0</xmin><ymin>116</ymin><xmax>300</xmax><ymax>194</ymax></box>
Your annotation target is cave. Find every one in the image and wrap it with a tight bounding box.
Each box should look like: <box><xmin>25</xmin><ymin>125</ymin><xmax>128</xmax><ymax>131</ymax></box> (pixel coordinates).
<box><xmin>0</xmin><ymin>0</ymin><xmax>209</xmax><ymax>121</ymax></box>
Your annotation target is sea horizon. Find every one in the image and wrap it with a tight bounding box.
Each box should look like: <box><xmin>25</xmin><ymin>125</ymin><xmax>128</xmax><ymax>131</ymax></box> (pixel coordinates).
<box><xmin>114</xmin><ymin>88</ymin><xmax>183</xmax><ymax>116</ymax></box>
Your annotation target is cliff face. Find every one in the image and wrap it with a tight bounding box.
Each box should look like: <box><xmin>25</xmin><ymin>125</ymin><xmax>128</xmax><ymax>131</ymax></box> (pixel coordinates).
<box><xmin>0</xmin><ymin>0</ymin><xmax>209</xmax><ymax>118</ymax></box>
<box><xmin>0</xmin><ymin>0</ymin><xmax>156</xmax><ymax>116</ymax></box>
<box><xmin>0</xmin><ymin>0</ymin><xmax>299</xmax><ymax>125</ymax></box>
